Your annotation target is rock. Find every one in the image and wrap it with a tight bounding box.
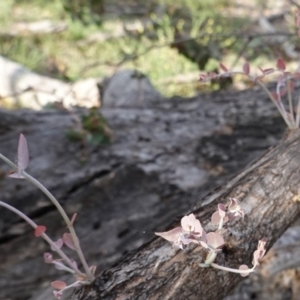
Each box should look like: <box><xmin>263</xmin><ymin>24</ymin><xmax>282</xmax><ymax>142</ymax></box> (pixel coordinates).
<box><xmin>102</xmin><ymin>69</ymin><xmax>162</xmax><ymax>107</ymax></box>
<box><xmin>0</xmin><ymin>56</ymin><xmax>100</xmax><ymax>109</ymax></box>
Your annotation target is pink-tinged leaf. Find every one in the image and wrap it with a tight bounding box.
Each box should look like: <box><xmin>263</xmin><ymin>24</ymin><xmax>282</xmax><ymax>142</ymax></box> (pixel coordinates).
<box><xmin>218</xmin><ymin>204</ymin><xmax>226</xmax><ymax>218</ymax></box>
<box><xmin>243</xmin><ymin>62</ymin><xmax>250</xmax><ymax>75</ymax></box>
<box><xmin>51</xmin><ymin>239</ymin><xmax>63</xmax><ymax>251</ymax></box>
<box><xmin>258</xmin><ymin>238</ymin><xmax>267</xmax><ymax>251</ymax></box>
<box><xmin>298</xmin><ymin>29</ymin><xmax>300</xmax><ymax>38</ymax></box>
<box><xmin>51</xmin><ymin>280</ymin><xmax>67</xmax><ymax>290</ymax></box>
<box><xmin>70</xmin><ymin>213</ymin><xmax>77</xmax><ymax>225</ymax></box>
<box><xmin>44</xmin><ymin>252</ymin><xmax>53</xmax><ymax>263</ymax></box>
<box><xmin>239</xmin><ymin>265</ymin><xmax>250</xmax><ymax>277</ymax></box>
<box><xmin>252</xmin><ymin>238</ymin><xmax>267</xmax><ymax>265</ymax></box>
<box><xmin>206</xmin><ymin>232</ymin><xmax>224</xmax><ymax>249</ymax></box>
<box><xmin>53</xmin><ymin>291</ymin><xmax>63</xmax><ymax>299</ymax></box>
<box><xmin>228</xmin><ymin>198</ymin><xmax>245</xmax><ymax>219</ymax></box>
<box><xmin>181</xmin><ymin>214</ymin><xmax>202</xmax><ymax>235</ymax></box>
<box><xmin>211</xmin><ymin>211</ymin><xmax>222</xmax><ymax>225</ymax></box>
<box><xmin>180</xmin><ymin>234</ymin><xmax>199</xmax><ymax>245</ymax></box>
<box><xmin>35</xmin><ymin>225</ymin><xmax>46</xmax><ymax>237</ymax></box>
<box><xmin>276</xmin><ymin>58</ymin><xmax>286</xmax><ymax>71</ymax></box>
<box><xmin>18</xmin><ymin>134</ymin><xmax>29</xmax><ymax>171</ymax></box>
<box><xmin>155</xmin><ymin>227</ymin><xmax>182</xmax><ymax>243</ymax></box>
<box><xmin>8</xmin><ymin>172</ymin><xmax>25</xmax><ymax>179</ymax></box>
<box><xmin>211</xmin><ymin>210</ymin><xmax>229</xmax><ymax>226</ymax></box>
<box><xmin>252</xmin><ymin>249</ymin><xmax>261</xmax><ymax>266</ymax></box>
<box><xmin>63</xmin><ymin>233</ymin><xmax>76</xmax><ymax>250</ymax></box>
<box><xmin>220</xmin><ymin>63</ymin><xmax>228</xmax><ymax>72</ymax></box>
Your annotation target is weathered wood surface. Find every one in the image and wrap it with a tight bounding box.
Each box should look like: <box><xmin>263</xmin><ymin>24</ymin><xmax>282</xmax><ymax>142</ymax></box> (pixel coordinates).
<box><xmin>0</xmin><ymin>86</ymin><xmax>289</xmax><ymax>300</ymax></box>
<box><xmin>224</xmin><ymin>222</ymin><xmax>300</xmax><ymax>300</ymax></box>
<box><xmin>72</xmin><ymin>129</ymin><xmax>300</xmax><ymax>300</ymax></box>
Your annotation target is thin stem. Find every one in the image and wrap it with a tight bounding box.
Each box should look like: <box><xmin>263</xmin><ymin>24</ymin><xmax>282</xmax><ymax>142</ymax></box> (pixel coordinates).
<box><xmin>22</xmin><ymin>171</ymin><xmax>94</xmax><ymax>280</ymax></box>
<box><xmin>228</xmin><ymin>72</ymin><xmax>291</xmax><ymax>128</ymax></box>
<box><xmin>287</xmin><ymin>80</ymin><xmax>295</xmax><ymax>127</ymax></box>
<box><xmin>210</xmin><ymin>262</ymin><xmax>255</xmax><ymax>275</ymax></box>
<box><xmin>218</xmin><ymin>218</ymin><xmax>224</xmax><ymax>230</ymax></box>
<box><xmin>0</xmin><ymin>154</ymin><xmax>18</xmax><ymax>170</ymax></box>
<box><xmin>204</xmin><ymin>251</ymin><xmax>218</xmax><ymax>265</ymax></box>
<box><xmin>0</xmin><ymin>154</ymin><xmax>94</xmax><ymax>280</ymax></box>
<box><xmin>296</xmin><ymin>90</ymin><xmax>300</xmax><ymax>127</ymax></box>
<box><xmin>255</xmin><ymin>80</ymin><xmax>290</xmax><ymax>127</ymax></box>
<box><xmin>0</xmin><ymin>200</ymin><xmax>85</xmax><ymax>277</ymax></box>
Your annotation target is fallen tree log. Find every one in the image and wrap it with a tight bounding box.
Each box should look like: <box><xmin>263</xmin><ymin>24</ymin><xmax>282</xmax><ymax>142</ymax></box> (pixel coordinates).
<box><xmin>0</xmin><ymin>85</ymin><xmax>290</xmax><ymax>299</ymax></box>
<box><xmin>224</xmin><ymin>222</ymin><xmax>300</xmax><ymax>300</ymax></box>
<box><xmin>71</xmin><ymin>129</ymin><xmax>300</xmax><ymax>300</ymax></box>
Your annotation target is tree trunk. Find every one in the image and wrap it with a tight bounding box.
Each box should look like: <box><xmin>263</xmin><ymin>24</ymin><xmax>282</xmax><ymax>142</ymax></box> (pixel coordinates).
<box><xmin>0</xmin><ymin>86</ymin><xmax>290</xmax><ymax>300</ymax></box>
<box><xmin>72</xmin><ymin>129</ymin><xmax>300</xmax><ymax>300</ymax></box>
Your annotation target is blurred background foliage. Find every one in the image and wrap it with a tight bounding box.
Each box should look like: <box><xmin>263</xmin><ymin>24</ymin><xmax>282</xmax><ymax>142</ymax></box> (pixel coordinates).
<box><xmin>0</xmin><ymin>0</ymin><xmax>299</xmax><ymax>98</ymax></box>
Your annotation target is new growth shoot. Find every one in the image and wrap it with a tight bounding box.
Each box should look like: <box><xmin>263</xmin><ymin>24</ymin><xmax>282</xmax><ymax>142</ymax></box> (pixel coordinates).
<box><xmin>0</xmin><ymin>134</ymin><xmax>95</xmax><ymax>299</ymax></box>
<box><xmin>198</xmin><ymin>10</ymin><xmax>300</xmax><ymax>129</ymax></box>
<box><xmin>156</xmin><ymin>199</ymin><xmax>266</xmax><ymax>277</ymax></box>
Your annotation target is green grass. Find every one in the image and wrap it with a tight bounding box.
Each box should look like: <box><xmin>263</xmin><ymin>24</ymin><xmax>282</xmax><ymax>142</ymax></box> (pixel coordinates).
<box><xmin>0</xmin><ymin>0</ymin><xmax>280</xmax><ymax>102</ymax></box>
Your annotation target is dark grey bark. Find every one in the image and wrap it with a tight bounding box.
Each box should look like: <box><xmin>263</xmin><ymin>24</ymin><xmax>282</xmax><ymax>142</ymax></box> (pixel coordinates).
<box><xmin>0</xmin><ymin>86</ymin><xmax>289</xmax><ymax>300</ymax></box>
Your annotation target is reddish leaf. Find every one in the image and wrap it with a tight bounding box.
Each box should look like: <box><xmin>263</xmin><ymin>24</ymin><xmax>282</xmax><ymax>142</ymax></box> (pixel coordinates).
<box><xmin>276</xmin><ymin>58</ymin><xmax>286</xmax><ymax>71</ymax></box>
<box><xmin>35</xmin><ymin>225</ymin><xmax>46</xmax><ymax>237</ymax></box>
<box><xmin>243</xmin><ymin>62</ymin><xmax>250</xmax><ymax>75</ymax></box>
<box><xmin>63</xmin><ymin>233</ymin><xmax>76</xmax><ymax>250</ymax></box>
<box><xmin>51</xmin><ymin>280</ymin><xmax>67</xmax><ymax>290</ymax></box>
<box><xmin>219</xmin><ymin>63</ymin><xmax>228</xmax><ymax>72</ymax></box>
<box><xmin>18</xmin><ymin>134</ymin><xmax>29</xmax><ymax>171</ymax></box>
